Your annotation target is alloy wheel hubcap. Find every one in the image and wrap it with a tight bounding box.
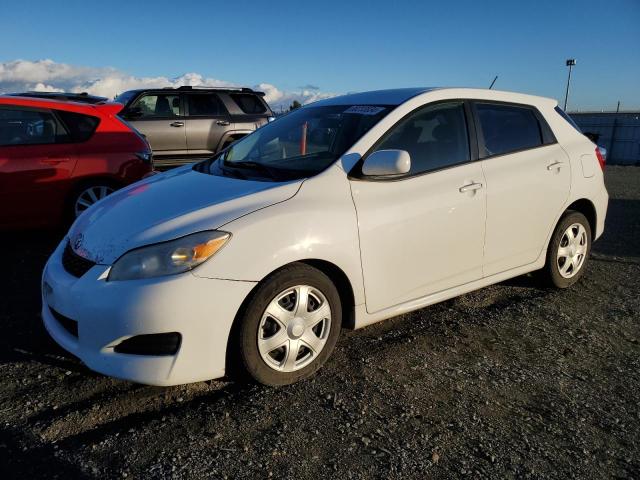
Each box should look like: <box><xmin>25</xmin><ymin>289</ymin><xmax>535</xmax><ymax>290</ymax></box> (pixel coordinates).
<box><xmin>258</xmin><ymin>285</ymin><xmax>331</xmax><ymax>372</ymax></box>
<box><xmin>557</xmin><ymin>223</ymin><xmax>588</xmax><ymax>279</ymax></box>
<box><xmin>74</xmin><ymin>185</ymin><xmax>114</xmax><ymax>217</ymax></box>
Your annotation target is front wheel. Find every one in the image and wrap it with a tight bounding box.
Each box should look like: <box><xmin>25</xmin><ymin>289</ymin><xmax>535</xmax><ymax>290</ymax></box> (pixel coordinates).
<box><xmin>235</xmin><ymin>264</ymin><xmax>342</xmax><ymax>386</ymax></box>
<box><xmin>542</xmin><ymin>211</ymin><xmax>592</xmax><ymax>288</ymax></box>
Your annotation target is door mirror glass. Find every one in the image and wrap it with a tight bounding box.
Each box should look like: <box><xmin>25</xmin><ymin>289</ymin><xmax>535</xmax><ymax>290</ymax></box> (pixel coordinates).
<box><xmin>362</xmin><ymin>149</ymin><xmax>411</xmax><ymax>176</ymax></box>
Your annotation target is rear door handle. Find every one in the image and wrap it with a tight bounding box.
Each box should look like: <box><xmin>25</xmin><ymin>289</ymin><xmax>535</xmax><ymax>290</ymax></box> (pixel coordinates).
<box><xmin>547</xmin><ymin>161</ymin><xmax>565</xmax><ymax>171</ymax></box>
<box><xmin>170</xmin><ymin>121</ymin><xmax>184</xmax><ymax>127</ymax></box>
<box><xmin>459</xmin><ymin>182</ymin><xmax>483</xmax><ymax>193</ymax></box>
<box><xmin>216</xmin><ymin>120</ymin><xmax>230</xmax><ymax>126</ymax></box>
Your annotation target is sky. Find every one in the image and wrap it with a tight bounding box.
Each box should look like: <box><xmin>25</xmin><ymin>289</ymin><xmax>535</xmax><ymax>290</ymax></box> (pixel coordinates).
<box><xmin>0</xmin><ymin>0</ymin><xmax>638</xmax><ymax>111</ymax></box>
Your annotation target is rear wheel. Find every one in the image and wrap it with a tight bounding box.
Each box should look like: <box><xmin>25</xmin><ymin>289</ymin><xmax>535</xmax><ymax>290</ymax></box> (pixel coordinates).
<box><xmin>235</xmin><ymin>264</ymin><xmax>342</xmax><ymax>386</ymax></box>
<box><xmin>542</xmin><ymin>211</ymin><xmax>591</xmax><ymax>288</ymax></box>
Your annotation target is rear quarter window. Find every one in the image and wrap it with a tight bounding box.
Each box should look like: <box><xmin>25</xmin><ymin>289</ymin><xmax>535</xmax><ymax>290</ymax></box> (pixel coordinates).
<box><xmin>554</xmin><ymin>106</ymin><xmax>582</xmax><ymax>133</ymax></box>
<box><xmin>56</xmin><ymin>110</ymin><xmax>100</xmax><ymax>142</ymax></box>
<box><xmin>231</xmin><ymin>93</ymin><xmax>268</xmax><ymax>114</ymax></box>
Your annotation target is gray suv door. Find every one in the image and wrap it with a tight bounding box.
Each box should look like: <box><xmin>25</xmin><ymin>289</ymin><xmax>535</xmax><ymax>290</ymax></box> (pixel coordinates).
<box><xmin>127</xmin><ymin>93</ymin><xmax>188</xmax><ymax>156</ymax></box>
<box><xmin>184</xmin><ymin>93</ymin><xmax>231</xmax><ymax>156</ymax></box>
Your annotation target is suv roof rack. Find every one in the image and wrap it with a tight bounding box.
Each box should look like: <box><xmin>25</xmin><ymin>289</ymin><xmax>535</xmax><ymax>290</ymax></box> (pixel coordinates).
<box><xmin>161</xmin><ymin>86</ymin><xmax>265</xmax><ymax>96</ymax></box>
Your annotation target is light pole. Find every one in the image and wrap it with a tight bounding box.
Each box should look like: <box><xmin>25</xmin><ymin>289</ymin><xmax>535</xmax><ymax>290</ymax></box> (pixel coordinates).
<box><xmin>564</xmin><ymin>59</ymin><xmax>576</xmax><ymax>111</ymax></box>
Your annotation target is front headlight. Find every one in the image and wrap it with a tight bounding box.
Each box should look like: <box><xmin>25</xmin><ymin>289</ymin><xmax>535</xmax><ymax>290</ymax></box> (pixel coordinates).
<box><xmin>108</xmin><ymin>231</ymin><xmax>230</xmax><ymax>281</ymax></box>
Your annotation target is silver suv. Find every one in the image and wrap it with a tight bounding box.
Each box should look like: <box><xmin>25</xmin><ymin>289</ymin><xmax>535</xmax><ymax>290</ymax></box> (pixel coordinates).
<box><xmin>116</xmin><ymin>86</ymin><xmax>274</xmax><ymax>168</ymax></box>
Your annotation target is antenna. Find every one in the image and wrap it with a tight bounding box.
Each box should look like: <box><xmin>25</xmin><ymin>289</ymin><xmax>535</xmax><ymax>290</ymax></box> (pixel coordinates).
<box><xmin>489</xmin><ymin>76</ymin><xmax>498</xmax><ymax>89</ymax></box>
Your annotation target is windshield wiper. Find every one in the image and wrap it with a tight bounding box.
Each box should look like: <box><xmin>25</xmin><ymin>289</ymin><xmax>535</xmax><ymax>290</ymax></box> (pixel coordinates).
<box><xmin>225</xmin><ymin>160</ymin><xmax>278</xmax><ymax>180</ymax></box>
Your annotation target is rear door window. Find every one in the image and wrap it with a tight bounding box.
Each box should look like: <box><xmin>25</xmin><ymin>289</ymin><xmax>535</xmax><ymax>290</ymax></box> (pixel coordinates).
<box><xmin>475</xmin><ymin>103</ymin><xmax>543</xmax><ymax>157</ymax></box>
<box><xmin>187</xmin><ymin>94</ymin><xmax>226</xmax><ymax>116</ymax></box>
<box><xmin>0</xmin><ymin>107</ymin><xmax>68</xmax><ymax>146</ymax></box>
<box><xmin>231</xmin><ymin>93</ymin><xmax>267</xmax><ymax>114</ymax></box>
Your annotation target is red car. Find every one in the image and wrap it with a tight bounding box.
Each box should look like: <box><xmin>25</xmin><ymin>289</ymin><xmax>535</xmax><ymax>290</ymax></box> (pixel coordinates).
<box><xmin>0</xmin><ymin>96</ymin><xmax>153</xmax><ymax>228</ymax></box>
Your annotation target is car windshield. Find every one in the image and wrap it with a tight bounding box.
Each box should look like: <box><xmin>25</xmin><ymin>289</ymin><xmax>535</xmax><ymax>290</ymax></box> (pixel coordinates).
<box><xmin>114</xmin><ymin>90</ymin><xmax>139</xmax><ymax>106</ymax></box>
<box><xmin>203</xmin><ymin>104</ymin><xmax>391</xmax><ymax>181</ymax></box>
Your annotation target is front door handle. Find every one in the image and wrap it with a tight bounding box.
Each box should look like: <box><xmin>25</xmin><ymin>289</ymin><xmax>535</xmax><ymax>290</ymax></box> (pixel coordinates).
<box><xmin>216</xmin><ymin>120</ymin><xmax>230</xmax><ymax>126</ymax></box>
<box><xmin>547</xmin><ymin>161</ymin><xmax>565</xmax><ymax>171</ymax></box>
<box><xmin>459</xmin><ymin>182</ymin><xmax>483</xmax><ymax>193</ymax></box>
<box><xmin>170</xmin><ymin>121</ymin><xmax>184</xmax><ymax>127</ymax></box>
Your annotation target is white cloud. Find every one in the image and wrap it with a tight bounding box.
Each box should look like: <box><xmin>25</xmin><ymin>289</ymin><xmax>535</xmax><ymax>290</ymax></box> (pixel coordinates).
<box><xmin>0</xmin><ymin>59</ymin><xmax>336</xmax><ymax>110</ymax></box>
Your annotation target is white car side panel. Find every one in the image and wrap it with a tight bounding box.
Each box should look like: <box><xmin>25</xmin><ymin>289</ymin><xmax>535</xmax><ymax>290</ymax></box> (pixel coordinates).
<box><xmin>480</xmin><ymin>143</ymin><xmax>571</xmax><ymax>277</ymax></box>
<box><xmin>192</xmin><ymin>164</ymin><xmax>367</xmax><ymax>306</ymax></box>
<box><xmin>350</xmin><ymin>162</ymin><xmax>486</xmax><ymax>313</ymax></box>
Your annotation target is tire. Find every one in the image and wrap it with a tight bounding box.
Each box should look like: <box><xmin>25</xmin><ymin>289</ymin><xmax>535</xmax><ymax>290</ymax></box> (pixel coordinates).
<box><xmin>235</xmin><ymin>263</ymin><xmax>342</xmax><ymax>386</ymax></box>
<box><xmin>68</xmin><ymin>181</ymin><xmax>117</xmax><ymax>221</ymax></box>
<box><xmin>541</xmin><ymin>211</ymin><xmax>592</xmax><ymax>289</ymax></box>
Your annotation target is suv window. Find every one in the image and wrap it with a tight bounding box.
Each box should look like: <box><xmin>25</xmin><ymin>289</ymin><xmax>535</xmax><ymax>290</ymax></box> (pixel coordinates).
<box><xmin>374</xmin><ymin>101</ymin><xmax>470</xmax><ymax>175</ymax></box>
<box><xmin>231</xmin><ymin>93</ymin><xmax>267</xmax><ymax>114</ymax></box>
<box><xmin>476</xmin><ymin>103</ymin><xmax>543</xmax><ymax>157</ymax></box>
<box><xmin>132</xmin><ymin>94</ymin><xmax>180</xmax><ymax>118</ymax></box>
<box><xmin>56</xmin><ymin>110</ymin><xmax>100</xmax><ymax>142</ymax></box>
<box><xmin>0</xmin><ymin>108</ymin><xmax>68</xmax><ymax>146</ymax></box>
<box><xmin>187</xmin><ymin>94</ymin><xmax>226</xmax><ymax>116</ymax></box>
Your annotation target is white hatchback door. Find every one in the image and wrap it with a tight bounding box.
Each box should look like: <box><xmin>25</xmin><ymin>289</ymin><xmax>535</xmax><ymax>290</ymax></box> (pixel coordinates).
<box><xmin>350</xmin><ymin>101</ymin><xmax>486</xmax><ymax>313</ymax></box>
<box><xmin>473</xmin><ymin>101</ymin><xmax>571</xmax><ymax>276</ymax></box>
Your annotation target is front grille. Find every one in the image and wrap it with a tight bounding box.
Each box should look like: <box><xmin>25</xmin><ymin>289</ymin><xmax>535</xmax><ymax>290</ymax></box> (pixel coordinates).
<box><xmin>50</xmin><ymin>308</ymin><xmax>78</xmax><ymax>337</ymax></box>
<box><xmin>62</xmin><ymin>243</ymin><xmax>95</xmax><ymax>278</ymax></box>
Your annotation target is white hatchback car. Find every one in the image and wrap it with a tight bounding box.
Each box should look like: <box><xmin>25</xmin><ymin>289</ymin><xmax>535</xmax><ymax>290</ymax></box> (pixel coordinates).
<box><xmin>42</xmin><ymin>88</ymin><xmax>608</xmax><ymax>386</ymax></box>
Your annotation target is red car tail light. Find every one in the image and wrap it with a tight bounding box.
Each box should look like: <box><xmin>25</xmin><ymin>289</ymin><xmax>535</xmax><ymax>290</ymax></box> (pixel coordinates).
<box><xmin>595</xmin><ymin>147</ymin><xmax>606</xmax><ymax>171</ymax></box>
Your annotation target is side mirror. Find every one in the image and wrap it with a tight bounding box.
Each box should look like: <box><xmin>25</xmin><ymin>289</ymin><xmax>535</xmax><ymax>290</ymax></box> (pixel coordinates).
<box><xmin>362</xmin><ymin>149</ymin><xmax>411</xmax><ymax>176</ymax></box>
<box><xmin>124</xmin><ymin>107</ymin><xmax>144</xmax><ymax>119</ymax></box>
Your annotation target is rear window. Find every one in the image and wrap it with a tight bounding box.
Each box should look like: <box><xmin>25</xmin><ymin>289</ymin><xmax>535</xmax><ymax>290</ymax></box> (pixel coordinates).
<box><xmin>476</xmin><ymin>103</ymin><xmax>543</xmax><ymax>157</ymax></box>
<box><xmin>56</xmin><ymin>110</ymin><xmax>100</xmax><ymax>142</ymax></box>
<box><xmin>554</xmin><ymin>106</ymin><xmax>582</xmax><ymax>133</ymax></box>
<box><xmin>231</xmin><ymin>93</ymin><xmax>267</xmax><ymax>114</ymax></box>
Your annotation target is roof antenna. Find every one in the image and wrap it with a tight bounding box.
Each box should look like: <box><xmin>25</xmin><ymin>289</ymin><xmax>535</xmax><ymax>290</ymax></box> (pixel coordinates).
<box><xmin>489</xmin><ymin>76</ymin><xmax>498</xmax><ymax>89</ymax></box>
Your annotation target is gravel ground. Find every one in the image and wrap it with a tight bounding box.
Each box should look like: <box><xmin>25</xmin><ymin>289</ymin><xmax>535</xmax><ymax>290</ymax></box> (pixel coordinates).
<box><xmin>1</xmin><ymin>166</ymin><xmax>639</xmax><ymax>479</ymax></box>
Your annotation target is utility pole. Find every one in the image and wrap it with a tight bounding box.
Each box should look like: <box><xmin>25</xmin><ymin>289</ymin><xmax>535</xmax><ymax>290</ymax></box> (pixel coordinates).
<box><xmin>564</xmin><ymin>59</ymin><xmax>576</xmax><ymax>111</ymax></box>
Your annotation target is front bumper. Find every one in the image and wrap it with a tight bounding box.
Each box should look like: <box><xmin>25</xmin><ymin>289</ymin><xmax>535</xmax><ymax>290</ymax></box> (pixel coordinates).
<box><xmin>41</xmin><ymin>239</ymin><xmax>256</xmax><ymax>386</ymax></box>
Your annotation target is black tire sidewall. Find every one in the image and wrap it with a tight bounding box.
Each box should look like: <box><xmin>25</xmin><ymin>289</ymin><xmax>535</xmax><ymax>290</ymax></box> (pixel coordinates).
<box><xmin>237</xmin><ymin>264</ymin><xmax>342</xmax><ymax>386</ymax></box>
<box><xmin>545</xmin><ymin>211</ymin><xmax>592</xmax><ymax>288</ymax></box>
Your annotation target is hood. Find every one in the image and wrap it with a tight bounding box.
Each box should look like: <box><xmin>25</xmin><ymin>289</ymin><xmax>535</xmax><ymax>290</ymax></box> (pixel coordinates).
<box><xmin>69</xmin><ymin>166</ymin><xmax>302</xmax><ymax>264</ymax></box>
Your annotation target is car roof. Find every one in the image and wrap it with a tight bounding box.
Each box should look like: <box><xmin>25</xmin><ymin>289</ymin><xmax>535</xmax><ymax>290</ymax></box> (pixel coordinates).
<box><xmin>312</xmin><ymin>88</ymin><xmax>439</xmax><ymax>107</ymax></box>
<box><xmin>8</xmin><ymin>91</ymin><xmax>108</xmax><ymax>104</ymax></box>
<box><xmin>310</xmin><ymin>87</ymin><xmax>556</xmax><ymax>108</ymax></box>
<box><xmin>0</xmin><ymin>95</ymin><xmax>123</xmax><ymax>115</ymax></box>
<box><xmin>120</xmin><ymin>86</ymin><xmax>265</xmax><ymax>95</ymax></box>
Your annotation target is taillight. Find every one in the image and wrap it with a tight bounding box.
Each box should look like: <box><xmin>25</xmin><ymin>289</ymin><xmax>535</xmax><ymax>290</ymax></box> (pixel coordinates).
<box><xmin>595</xmin><ymin>147</ymin><xmax>606</xmax><ymax>171</ymax></box>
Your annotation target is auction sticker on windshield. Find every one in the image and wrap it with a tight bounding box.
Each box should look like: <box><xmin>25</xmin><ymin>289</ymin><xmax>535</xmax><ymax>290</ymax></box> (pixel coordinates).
<box><xmin>343</xmin><ymin>106</ymin><xmax>386</xmax><ymax>115</ymax></box>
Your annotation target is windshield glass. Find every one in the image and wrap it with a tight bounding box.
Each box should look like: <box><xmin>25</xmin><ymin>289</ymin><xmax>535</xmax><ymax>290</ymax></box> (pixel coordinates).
<box><xmin>114</xmin><ymin>90</ymin><xmax>139</xmax><ymax>106</ymax></box>
<box><xmin>207</xmin><ymin>104</ymin><xmax>391</xmax><ymax>181</ymax></box>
